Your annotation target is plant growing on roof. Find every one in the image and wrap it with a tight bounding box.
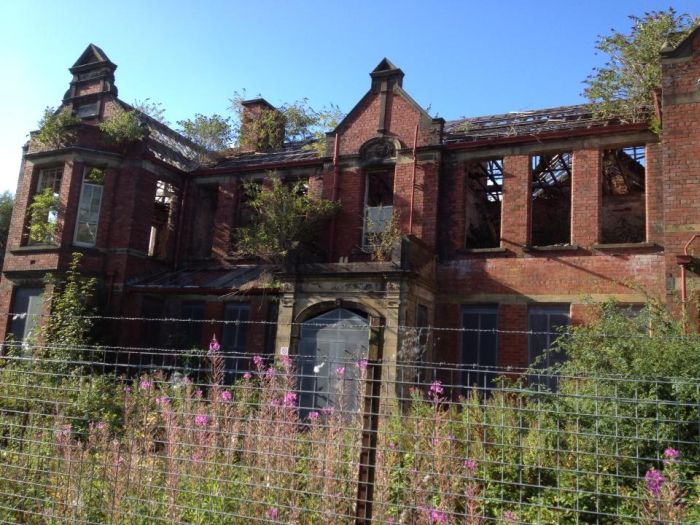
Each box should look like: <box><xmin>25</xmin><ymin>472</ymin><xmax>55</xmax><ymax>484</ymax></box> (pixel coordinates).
<box><xmin>234</xmin><ymin>175</ymin><xmax>339</xmax><ymax>267</ymax></box>
<box><xmin>177</xmin><ymin>113</ymin><xmax>233</xmax><ymax>151</ymax></box>
<box><xmin>99</xmin><ymin>107</ymin><xmax>147</xmax><ymax>145</ymax></box>
<box><xmin>34</xmin><ymin>106</ymin><xmax>81</xmax><ymax>149</ymax></box>
<box><xmin>583</xmin><ymin>9</ymin><xmax>699</xmax><ymax>128</ymax></box>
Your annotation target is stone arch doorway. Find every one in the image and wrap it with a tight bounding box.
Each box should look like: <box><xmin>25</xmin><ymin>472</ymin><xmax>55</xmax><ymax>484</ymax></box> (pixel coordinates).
<box><xmin>297</xmin><ymin>308</ymin><xmax>369</xmax><ymax>413</ymax></box>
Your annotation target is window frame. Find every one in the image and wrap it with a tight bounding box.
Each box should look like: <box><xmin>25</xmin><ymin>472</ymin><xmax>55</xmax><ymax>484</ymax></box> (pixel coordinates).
<box><xmin>460</xmin><ymin>304</ymin><xmax>499</xmax><ymax>389</ymax></box>
<box><xmin>73</xmin><ymin>167</ymin><xmax>105</xmax><ymax>248</ymax></box>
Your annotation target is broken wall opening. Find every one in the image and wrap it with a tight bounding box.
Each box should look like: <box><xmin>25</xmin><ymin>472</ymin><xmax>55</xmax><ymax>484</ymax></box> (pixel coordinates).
<box><xmin>530</xmin><ymin>153</ymin><xmax>572</xmax><ymax>246</ymax></box>
<box><xmin>148</xmin><ymin>180</ymin><xmax>179</xmax><ymax>260</ymax></box>
<box><xmin>465</xmin><ymin>159</ymin><xmax>502</xmax><ymax>249</ymax></box>
<box><xmin>189</xmin><ymin>185</ymin><xmax>218</xmax><ymax>259</ymax></box>
<box><xmin>601</xmin><ymin>145</ymin><xmax>646</xmax><ymax>244</ymax></box>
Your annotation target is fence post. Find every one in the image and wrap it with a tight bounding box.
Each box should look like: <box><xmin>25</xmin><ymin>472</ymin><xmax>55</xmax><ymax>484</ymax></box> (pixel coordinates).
<box><xmin>355</xmin><ymin>315</ymin><xmax>384</xmax><ymax>524</ymax></box>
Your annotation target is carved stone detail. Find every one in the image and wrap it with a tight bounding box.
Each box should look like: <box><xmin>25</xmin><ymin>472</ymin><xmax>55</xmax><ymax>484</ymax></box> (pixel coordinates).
<box><xmin>360</xmin><ymin>138</ymin><xmax>397</xmax><ymax>164</ymax></box>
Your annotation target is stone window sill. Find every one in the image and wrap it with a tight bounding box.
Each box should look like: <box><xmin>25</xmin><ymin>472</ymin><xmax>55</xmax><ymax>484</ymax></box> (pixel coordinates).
<box><xmin>10</xmin><ymin>244</ymin><xmax>60</xmax><ymax>253</ymax></box>
<box><xmin>524</xmin><ymin>244</ymin><xmax>579</xmax><ymax>252</ymax></box>
<box><xmin>592</xmin><ymin>242</ymin><xmax>661</xmax><ymax>251</ymax></box>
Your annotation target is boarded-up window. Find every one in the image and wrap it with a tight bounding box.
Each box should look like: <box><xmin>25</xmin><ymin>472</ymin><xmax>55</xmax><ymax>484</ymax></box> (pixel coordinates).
<box><xmin>9</xmin><ymin>287</ymin><xmax>44</xmax><ymax>345</ymax></box>
<box><xmin>461</xmin><ymin>305</ymin><xmax>498</xmax><ymax>389</ymax></box>
<box><xmin>221</xmin><ymin>302</ymin><xmax>250</xmax><ymax>380</ymax></box>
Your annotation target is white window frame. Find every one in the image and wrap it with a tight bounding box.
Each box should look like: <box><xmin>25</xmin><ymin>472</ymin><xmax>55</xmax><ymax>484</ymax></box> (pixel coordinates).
<box><xmin>73</xmin><ymin>168</ymin><xmax>104</xmax><ymax>247</ymax></box>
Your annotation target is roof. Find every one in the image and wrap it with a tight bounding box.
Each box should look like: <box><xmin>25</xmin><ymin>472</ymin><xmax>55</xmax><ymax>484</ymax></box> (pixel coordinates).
<box><xmin>443</xmin><ymin>104</ymin><xmax>622</xmax><ymax>144</ymax></box>
<box><xmin>210</xmin><ymin>141</ymin><xmax>320</xmax><ymax>170</ymax></box>
<box><xmin>131</xmin><ymin>266</ymin><xmax>270</xmax><ymax>290</ymax></box>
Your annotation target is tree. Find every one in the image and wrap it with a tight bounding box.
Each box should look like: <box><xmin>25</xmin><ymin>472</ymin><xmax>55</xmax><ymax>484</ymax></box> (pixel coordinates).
<box><xmin>584</xmin><ymin>9</ymin><xmax>699</xmax><ymax>126</ymax></box>
<box><xmin>0</xmin><ymin>191</ymin><xmax>13</xmax><ymax>267</ymax></box>
<box><xmin>131</xmin><ymin>98</ymin><xmax>169</xmax><ymax>126</ymax></box>
<box><xmin>177</xmin><ymin>113</ymin><xmax>233</xmax><ymax>151</ymax></box>
<box><xmin>27</xmin><ymin>189</ymin><xmax>60</xmax><ymax>244</ymax></box>
<box><xmin>99</xmin><ymin>107</ymin><xmax>147</xmax><ymax>145</ymax></box>
<box><xmin>234</xmin><ymin>176</ymin><xmax>339</xmax><ymax>266</ymax></box>
<box><xmin>34</xmin><ymin>107</ymin><xmax>81</xmax><ymax>148</ymax></box>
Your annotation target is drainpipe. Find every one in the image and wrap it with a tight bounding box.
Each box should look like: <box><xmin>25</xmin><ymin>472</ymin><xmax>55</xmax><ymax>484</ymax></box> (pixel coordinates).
<box><xmin>677</xmin><ymin>234</ymin><xmax>698</xmax><ymax>322</ymax></box>
<box><xmin>329</xmin><ymin>133</ymin><xmax>340</xmax><ymax>260</ymax></box>
<box><xmin>408</xmin><ymin>123</ymin><xmax>419</xmax><ymax>235</ymax></box>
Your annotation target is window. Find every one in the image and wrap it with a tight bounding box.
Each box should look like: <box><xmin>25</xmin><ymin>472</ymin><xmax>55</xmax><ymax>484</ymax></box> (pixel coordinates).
<box><xmin>27</xmin><ymin>167</ymin><xmax>63</xmax><ymax>244</ymax></box>
<box><xmin>363</xmin><ymin>169</ymin><xmax>394</xmax><ymax>247</ymax></box>
<box><xmin>531</xmin><ymin>153</ymin><xmax>572</xmax><ymax>246</ymax></box>
<box><xmin>8</xmin><ymin>287</ymin><xmax>43</xmax><ymax>346</ymax></box>
<box><xmin>73</xmin><ymin>168</ymin><xmax>104</xmax><ymax>247</ymax></box>
<box><xmin>601</xmin><ymin>145</ymin><xmax>646</xmax><ymax>244</ymax></box>
<box><xmin>148</xmin><ymin>180</ymin><xmax>178</xmax><ymax>259</ymax></box>
<box><xmin>528</xmin><ymin>305</ymin><xmax>570</xmax><ymax>388</ymax></box>
<box><xmin>221</xmin><ymin>303</ymin><xmax>250</xmax><ymax>380</ymax></box>
<box><xmin>176</xmin><ymin>301</ymin><xmax>205</xmax><ymax>349</ymax></box>
<box><xmin>465</xmin><ymin>159</ymin><xmax>503</xmax><ymax>249</ymax></box>
<box><xmin>461</xmin><ymin>306</ymin><xmax>498</xmax><ymax>389</ymax></box>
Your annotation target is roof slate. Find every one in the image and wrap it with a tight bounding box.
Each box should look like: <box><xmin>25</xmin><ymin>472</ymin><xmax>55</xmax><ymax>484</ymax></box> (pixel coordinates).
<box><xmin>211</xmin><ymin>142</ymin><xmax>319</xmax><ymax>169</ymax></box>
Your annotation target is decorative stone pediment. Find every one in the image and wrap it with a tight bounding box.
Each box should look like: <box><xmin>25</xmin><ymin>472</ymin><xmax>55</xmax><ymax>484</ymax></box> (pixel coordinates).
<box><xmin>359</xmin><ymin>137</ymin><xmax>398</xmax><ymax>165</ymax></box>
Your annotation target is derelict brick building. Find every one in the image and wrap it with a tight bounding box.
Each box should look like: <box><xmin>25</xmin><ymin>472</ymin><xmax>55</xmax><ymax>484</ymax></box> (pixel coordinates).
<box><xmin>2</xmin><ymin>30</ymin><xmax>700</xmax><ymax>386</ymax></box>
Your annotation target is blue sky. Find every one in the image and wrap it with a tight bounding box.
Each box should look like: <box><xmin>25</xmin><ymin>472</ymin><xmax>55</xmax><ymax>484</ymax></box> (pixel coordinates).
<box><xmin>0</xmin><ymin>1</ymin><xmax>697</xmax><ymax>194</ymax></box>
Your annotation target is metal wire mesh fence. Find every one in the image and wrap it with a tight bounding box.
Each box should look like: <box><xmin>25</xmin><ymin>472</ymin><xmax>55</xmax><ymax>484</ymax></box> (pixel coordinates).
<box><xmin>0</xmin><ymin>320</ymin><xmax>698</xmax><ymax>524</ymax></box>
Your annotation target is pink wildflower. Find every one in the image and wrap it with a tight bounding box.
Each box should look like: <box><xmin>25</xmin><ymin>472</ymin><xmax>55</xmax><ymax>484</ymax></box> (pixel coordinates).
<box><xmin>308</xmin><ymin>411</ymin><xmax>320</xmax><ymax>421</ymax></box>
<box><xmin>194</xmin><ymin>414</ymin><xmax>209</xmax><ymax>427</ymax></box>
<box><xmin>429</xmin><ymin>380</ymin><xmax>444</xmax><ymax>397</ymax></box>
<box><xmin>253</xmin><ymin>354</ymin><xmax>264</xmax><ymax>369</ymax></box>
<box><xmin>195</xmin><ymin>389</ymin><xmax>203</xmax><ymax>398</ymax></box>
<box><xmin>220</xmin><ymin>390</ymin><xmax>233</xmax><ymax>402</ymax></box>
<box><xmin>123</xmin><ymin>386</ymin><xmax>132</xmax><ymax>394</ymax></box>
<box><xmin>95</xmin><ymin>421</ymin><xmax>107</xmax><ymax>431</ymax></box>
<box><xmin>191</xmin><ymin>452</ymin><xmax>202</xmax><ymax>462</ymax></box>
<box><xmin>243</xmin><ymin>372</ymin><xmax>252</xmax><ymax>380</ymax></box>
<box><xmin>335</xmin><ymin>366</ymin><xmax>345</xmax><ymax>377</ymax></box>
<box><xmin>464</xmin><ymin>459</ymin><xmax>477</xmax><ymax>472</ymax></box>
<box><xmin>645</xmin><ymin>467</ymin><xmax>664</xmax><ymax>497</ymax></box>
<box><xmin>663</xmin><ymin>447</ymin><xmax>680</xmax><ymax>462</ymax></box>
<box><xmin>56</xmin><ymin>424</ymin><xmax>71</xmax><ymax>437</ymax></box>
<box><xmin>356</xmin><ymin>359</ymin><xmax>368</xmax><ymax>370</ymax></box>
<box><xmin>389</xmin><ymin>442</ymin><xmax>396</xmax><ymax>449</ymax></box>
<box><xmin>428</xmin><ymin>508</ymin><xmax>448</xmax><ymax>523</ymax></box>
<box><xmin>155</xmin><ymin>396</ymin><xmax>171</xmax><ymax>406</ymax></box>
<box><xmin>502</xmin><ymin>510</ymin><xmax>517</xmax><ymax>523</ymax></box>
<box><xmin>139</xmin><ymin>379</ymin><xmax>152</xmax><ymax>390</ymax></box>
<box><xmin>208</xmin><ymin>335</ymin><xmax>220</xmax><ymax>352</ymax></box>
<box><xmin>283</xmin><ymin>391</ymin><xmax>297</xmax><ymax>408</ymax></box>
<box><xmin>280</xmin><ymin>355</ymin><xmax>292</xmax><ymax>371</ymax></box>
<box><xmin>267</xmin><ymin>507</ymin><xmax>279</xmax><ymax>520</ymax></box>
<box><xmin>265</xmin><ymin>367</ymin><xmax>276</xmax><ymax>380</ymax></box>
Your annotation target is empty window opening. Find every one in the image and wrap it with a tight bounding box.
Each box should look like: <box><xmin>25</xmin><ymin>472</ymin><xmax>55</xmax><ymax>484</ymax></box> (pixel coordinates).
<box><xmin>465</xmin><ymin>159</ymin><xmax>503</xmax><ymax>248</ymax></box>
<box><xmin>601</xmin><ymin>146</ymin><xmax>646</xmax><ymax>244</ymax></box>
<box><xmin>189</xmin><ymin>185</ymin><xmax>218</xmax><ymax>259</ymax></box>
<box><xmin>148</xmin><ymin>180</ymin><xmax>178</xmax><ymax>259</ymax></box>
<box><xmin>461</xmin><ymin>305</ymin><xmax>498</xmax><ymax>389</ymax></box>
<box><xmin>9</xmin><ymin>287</ymin><xmax>44</xmax><ymax>346</ymax></box>
<box><xmin>27</xmin><ymin>166</ymin><xmax>63</xmax><ymax>245</ymax></box>
<box><xmin>531</xmin><ymin>153</ymin><xmax>572</xmax><ymax>246</ymax></box>
<box><xmin>363</xmin><ymin>169</ymin><xmax>394</xmax><ymax>247</ymax></box>
<box><xmin>74</xmin><ymin>167</ymin><xmax>104</xmax><ymax>247</ymax></box>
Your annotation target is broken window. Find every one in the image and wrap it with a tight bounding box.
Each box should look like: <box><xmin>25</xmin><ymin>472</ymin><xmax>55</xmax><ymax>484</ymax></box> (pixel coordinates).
<box><xmin>148</xmin><ymin>180</ymin><xmax>178</xmax><ymax>259</ymax></box>
<box><xmin>73</xmin><ymin>167</ymin><xmax>104</xmax><ymax>247</ymax></box>
<box><xmin>363</xmin><ymin>169</ymin><xmax>394</xmax><ymax>247</ymax></box>
<box><xmin>27</xmin><ymin>166</ymin><xmax>63</xmax><ymax>245</ymax></box>
<box><xmin>465</xmin><ymin>159</ymin><xmax>503</xmax><ymax>248</ymax></box>
<box><xmin>601</xmin><ymin>146</ymin><xmax>646</xmax><ymax>244</ymax></box>
<box><xmin>531</xmin><ymin>153</ymin><xmax>572</xmax><ymax>246</ymax></box>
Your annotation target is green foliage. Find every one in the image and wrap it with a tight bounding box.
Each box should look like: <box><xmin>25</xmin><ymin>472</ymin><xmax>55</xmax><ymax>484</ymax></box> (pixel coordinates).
<box><xmin>99</xmin><ymin>107</ymin><xmax>147</xmax><ymax>145</ymax></box>
<box><xmin>234</xmin><ymin>175</ymin><xmax>339</xmax><ymax>266</ymax></box>
<box><xmin>27</xmin><ymin>188</ymin><xmax>59</xmax><ymax>244</ymax></box>
<box><xmin>240</xmin><ymin>107</ymin><xmax>286</xmax><ymax>151</ymax></box>
<box><xmin>177</xmin><ymin>113</ymin><xmax>233</xmax><ymax>151</ymax></box>
<box><xmin>364</xmin><ymin>210</ymin><xmax>402</xmax><ymax>262</ymax></box>
<box><xmin>131</xmin><ymin>97</ymin><xmax>169</xmax><ymax>126</ymax></box>
<box><xmin>35</xmin><ymin>106</ymin><xmax>81</xmax><ymax>148</ymax></box>
<box><xmin>40</xmin><ymin>252</ymin><xmax>97</xmax><ymax>369</ymax></box>
<box><xmin>584</xmin><ymin>9</ymin><xmax>699</xmax><ymax>125</ymax></box>
<box><xmin>0</xmin><ymin>191</ymin><xmax>14</xmax><ymax>264</ymax></box>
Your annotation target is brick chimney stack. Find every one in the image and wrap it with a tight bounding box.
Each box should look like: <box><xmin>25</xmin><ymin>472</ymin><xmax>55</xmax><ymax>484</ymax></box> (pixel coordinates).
<box><xmin>239</xmin><ymin>98</ymin><xmax>286</xmax><ymax>152</ymax></box>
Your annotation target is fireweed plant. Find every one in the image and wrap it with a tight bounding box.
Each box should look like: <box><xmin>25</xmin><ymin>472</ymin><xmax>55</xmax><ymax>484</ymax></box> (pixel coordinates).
<box><xmin>0</xmin><ymin>333</ymin><xmax>698</xmax><ymax>523</ymax></box>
